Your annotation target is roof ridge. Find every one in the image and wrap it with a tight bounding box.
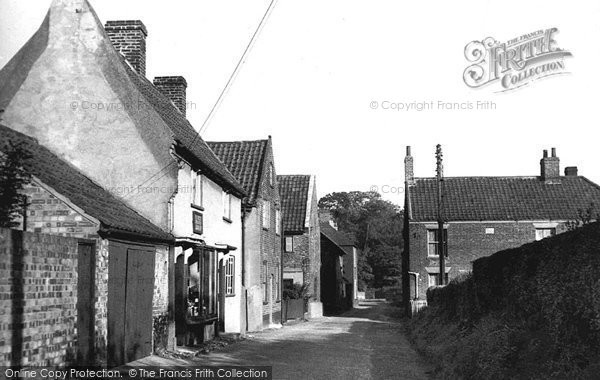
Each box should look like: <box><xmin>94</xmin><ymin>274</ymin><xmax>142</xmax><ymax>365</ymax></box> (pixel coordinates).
<box><xmin>207</xmin><ymin>139</ymin><xmax>269</xmax><ymax>144</ymax></box>
<box><xmin>415</xmin><ymin>175</ymin><xmax>541</xmax><ymax>180</ymax></box>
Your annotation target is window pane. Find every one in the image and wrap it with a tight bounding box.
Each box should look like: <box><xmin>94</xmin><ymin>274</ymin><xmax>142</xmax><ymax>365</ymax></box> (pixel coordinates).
<box><xmin>428</xmin><ymin>243</ymin><xmax>438</xmax><ymax>256</ymax></box>
<box><xmin>285</xmin><ymin>236</ymin><xmax>293</xmax><ymax>252</ymax></box>
<box><xmin>427</xmin><ymin>230</ymin><xmax>437</xmax><ymax>242</ymax></box>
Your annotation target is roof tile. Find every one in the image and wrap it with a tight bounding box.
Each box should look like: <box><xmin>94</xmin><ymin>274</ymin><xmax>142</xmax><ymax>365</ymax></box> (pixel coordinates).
<box><xmin>278</xmin><ymin>175</ymin><xmax>311</xmax><ymax>232</ymax></box>
<box><xmin>0</xmin><ymin>124</ymin><xmax>172</xmax><ymax>241</ymax></box>
<box><xmin>410</xmin><ymin>176</ymin><xmax>600</xmax><ymax>222</ymax></box>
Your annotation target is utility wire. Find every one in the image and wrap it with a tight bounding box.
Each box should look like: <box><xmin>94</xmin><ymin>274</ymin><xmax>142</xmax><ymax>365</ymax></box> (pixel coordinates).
<box><xmin>199</xmin><ymin>0</ymin><xmax>278</xmax><ymax>135</ymax></box>
<box><xmin>124</xmin><ymin>0</ymin><xmax>278</xmax><ymax>198</ymax></box>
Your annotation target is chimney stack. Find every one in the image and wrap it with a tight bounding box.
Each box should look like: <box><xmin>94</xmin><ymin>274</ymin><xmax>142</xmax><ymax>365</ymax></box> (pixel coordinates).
<box><xmin>153</xmin><ymin>76</ymin><xmax>188</xmax><ymax>116</ymax></box>
<box><xmin>540</xmin><ymin>147</ymin><xmax>560</xmax><ymax>181</ymax></box>
<box><xmin>405</xmin><ymin>146</ymin><xmax>414</xmax><ymax>186</ymax></box>
<box><xmin>105</xmin><ymin>20</ymin><xmax>148</xmax><ymax>76</ymax></box>
<box><xmin>565</xmin><ymin>166</ymin><xmax>578</xmax><ymax>176</ymax></box>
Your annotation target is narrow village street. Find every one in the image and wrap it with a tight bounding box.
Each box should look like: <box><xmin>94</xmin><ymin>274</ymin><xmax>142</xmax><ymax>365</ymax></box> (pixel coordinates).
<box><xmin>132</xmin><ymin>300</ymin><xmax>431</xmax><ymax>380</ymax></box>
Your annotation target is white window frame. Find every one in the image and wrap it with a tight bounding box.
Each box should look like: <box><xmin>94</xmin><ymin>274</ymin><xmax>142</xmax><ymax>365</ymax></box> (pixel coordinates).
<box><xmin>427</xmin><ymin>228</ymin><xmax>447</xmax><ymax>258</ymax></box>
<box><xmin>268</xmin><ymin>164</ymin><xmax>274</xmax><ymax>187</ymax></box>
<box><xmin>225</xmin><ymin>256</ymin><xmax>235</xmax><ymax>296</ymax></box>
<box><xmin>535</xmin><ymin>228</ymin><xmax>555</xmax><ymax>241</ymax></box>
<box><xmin>284</xmin><ymin>236</ymin><xmax>293</xmax><ymax>253</ymax></box>
<box><xmin>223</xmin><ymin>191</ymin><xmax>232</xmax><ymax>220</ymax></box>
<box><xmin>191</xmin><ymin>171</ymin><xmax>203</xmax><ymax>207</ymax></box>
<box><xmin>275</xmin><ymin>209</ymin><xmax>281</xmax><ymax>235</ymax></box>
<box><xmin>428</xmin><ymin>272</ymin><xmax>448</xmax><ymax>287</ymax></box>
<box><xmin>262</xmin><ymin>200</ymin><xmax>271</xmax><ymax>229</ymax></box>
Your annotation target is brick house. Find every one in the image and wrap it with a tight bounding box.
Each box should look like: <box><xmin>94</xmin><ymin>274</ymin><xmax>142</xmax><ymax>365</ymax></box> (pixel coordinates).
<box><xmin>319</xmin><ymin>221</ymin><xmax>358</xmax><ymax>314</ymax></box>
<box><xmin>208</xmin><ymin>138</ymin><xmax>283</xmax><ymax>331</ymax></box>
<box><xmin>0</xmin><ymin>124</ymin><xmax>175</xmax><ymax>367</ymax></box>
<box><xmin>278</xmin><ymin>175</ymin><xmax>322</xmax><ymax>318</ymax></box>
<box><xmin>402</xmin><ymin>146</ymin><xmax>600</xmax><ymax>302</ymax></box>
<box><xmin>0</xmin><ymin>0</ymin><xmax>247</xmax><ymax>349</ymax></box>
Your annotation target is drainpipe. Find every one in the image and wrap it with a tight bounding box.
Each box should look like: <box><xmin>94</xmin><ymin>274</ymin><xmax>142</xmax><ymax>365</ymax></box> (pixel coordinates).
<box><xmin>280</xmin><ymin>213</ymin><xmax>284</xmax><ymax>325</ymax></box>
<box><xmin>241</xmin><ymin>207</ymin><xmax>247</xmax><ymax>332</ymax></box>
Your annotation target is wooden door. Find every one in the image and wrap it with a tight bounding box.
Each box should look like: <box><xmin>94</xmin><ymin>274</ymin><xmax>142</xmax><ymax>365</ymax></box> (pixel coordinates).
<box><xmin>76</xmin><ymin>242</ymin><xmax>95</xmax><ymax>365</ymax></box>
<box><xmin>107</xmin><ymin>243</ymin><xmax>155</xmax><ymax>367</ymax></box>
<box><xmin>124</xmin><ymin>248</ymin><xmax>155</xmax><ymax>363</ymax></box>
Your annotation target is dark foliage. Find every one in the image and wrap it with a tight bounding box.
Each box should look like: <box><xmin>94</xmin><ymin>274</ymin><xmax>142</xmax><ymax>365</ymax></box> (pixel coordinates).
<box><xmin>0</xmin><ymin>140</ymin><xmax>32</xmax><ymax>228</ymax></box>
<box><xmin>283</xmin><ymin>282</ymin><xmax>310</xmax><ymax>300</ymax></box>
<box><xmin>318</xmin><ymin>191</ymin><xmax>402</xmax><ymax>290</ymax></box>
<box><xmin>408</xmin><ymin>222</ymin><xmax>600</xmax><ymax>379</ymax></box>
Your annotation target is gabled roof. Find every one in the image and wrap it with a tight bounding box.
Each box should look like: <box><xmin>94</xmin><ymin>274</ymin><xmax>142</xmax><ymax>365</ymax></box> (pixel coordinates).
<box><xmin>320</xmin><ymin>222</ymin><xmax>357</xmax><ymax>249</ymax></box>
<box><xmin>0</xmin><ymin>0</ymin><xmax>245</xmax><ymax>200</ymax></box>
<box><xmin>206</xmin><ymin>139</ymin><xmax>269</xmax><ymax>205</ymax></box>
<box><xmin>278</xmin><ymin>175</ymin><xmax>311</xmax><ymax>233</ymax></box>
<box><xmin>409</xmin><ymin>176</ymin><xmax>600</xmax><ymax>222</ymax></box>
<box><xmin>0</xmin><ymin>124</ymin><xmax>173</xmax><ymax>242</ymax></box>
<box><xmin>123</xmin><ymin>62</ymin><xmax>246</xmax><ymax>197</ymax></box>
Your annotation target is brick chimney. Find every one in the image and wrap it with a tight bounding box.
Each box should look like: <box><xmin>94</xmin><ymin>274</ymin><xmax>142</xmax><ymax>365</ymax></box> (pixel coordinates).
<box><xmin>540</xmin><ymin>147</ymin><xmax>560</xmax><ymax>181</ymax></box>
<box><xmin>405</xmin><ymin>146</ymin><xmax>415</xmax><ymax>186</ymax></box>
<box><xmin>104</xmin><ymin>20</ymin><xmax>148</xmax><ymax>76</ymax></box>
<box><xmin>153</xmin><ymin>76</ymin><xmax>188</xmax><ymax>116</ymax></box>
<box><xmin>565</xmin><ymin>166</ymin><xmax>578</xmax><ymax>176</ymax></box>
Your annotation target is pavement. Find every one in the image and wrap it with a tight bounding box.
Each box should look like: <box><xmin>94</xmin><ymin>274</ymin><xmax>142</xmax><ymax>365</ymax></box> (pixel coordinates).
<box><xmin>129</xmin><ymin>300</ymin><xmax>431</xmax><ymax>380</ymax></box>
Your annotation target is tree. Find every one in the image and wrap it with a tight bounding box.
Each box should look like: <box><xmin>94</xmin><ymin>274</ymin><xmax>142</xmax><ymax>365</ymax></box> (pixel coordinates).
<box><xmin>0</xmin><ymin>141</ymin><xmax>32</xmax><ymax>228</ymax></box>
<box><xmin>565</xmin><ymin>203</ymin><xmax>599</xmax><ymax>231</ymax></box>
<box><xmin>319</xmin><ymin>191</ymin><xmax>403</xmax><ymax>290</ymax></box>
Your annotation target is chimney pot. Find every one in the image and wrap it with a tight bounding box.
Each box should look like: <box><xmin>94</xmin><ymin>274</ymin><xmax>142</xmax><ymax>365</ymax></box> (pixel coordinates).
<box><xmin>540</xmin><ymin>148</ymin><xmax>560</xmax><ymax>181</ymax></box>
<box><xmin>153</xmin><ymin>76</ymin><xmax>188</xmax><ymax>116</ymax></box>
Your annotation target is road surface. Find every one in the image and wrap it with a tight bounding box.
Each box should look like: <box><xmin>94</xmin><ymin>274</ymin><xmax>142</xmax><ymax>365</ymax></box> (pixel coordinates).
<box><xmin>133</xmin><ymin>300</ymin><xmax>431</xmax><ymax>380</ymax></box>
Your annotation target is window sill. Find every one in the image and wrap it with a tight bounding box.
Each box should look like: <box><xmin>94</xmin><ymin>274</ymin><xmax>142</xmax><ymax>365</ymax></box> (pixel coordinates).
<box><xmin>263</xmin><ymin>301</ymin><xmax>269</xmax><ymax>305</ymax></box>
<box><xmin>226</xmin><ymin>294</ymin><xmax>236</xmax><ymax>298</ymax></box>
<box><xmin>223</xmin><ymin>216</ymin><xmax>233</xmax><ymax>224</ymax></box>
<box><xmin>262</xmin><ymin>227</ymin><xmax>269</xmax><ymax>231</ymax></box>
<box><xmin>191</xmin><ymin>203</ymin><xmax>204</xmax><ymax>211</ymax></box>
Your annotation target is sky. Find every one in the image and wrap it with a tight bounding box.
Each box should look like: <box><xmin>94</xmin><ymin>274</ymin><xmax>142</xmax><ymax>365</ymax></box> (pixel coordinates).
<box><xmin>1</xmin><ymin>0</ymin><xmax>599</xmax><ymax>206</ymax></box>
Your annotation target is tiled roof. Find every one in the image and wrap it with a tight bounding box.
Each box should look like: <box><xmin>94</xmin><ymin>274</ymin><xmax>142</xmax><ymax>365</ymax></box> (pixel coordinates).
<box><xmin>409</xmin><ymin>176</ymin><xmax>600</xmax><ymax>222</ymax></box>
<box><xmin>0</xmin><ymin>124</ymin><xmax>173</xmax><ymax>242</ymax></box>
<box><xmin>278</xmin><ymin>175</ymin><xmax>311</xmax><ymax>233</ymax></box>
<box><xmin>123</xmin><ymin>60</ymin><xmax>246</xmax><ymax>197</ymax></box>
<box><xmin>320</xmin><ymin>222</ymin><xmax>357</xmax><ymax>249</ymax></box>
<box><xmin>206</xmin><ymin>140</ymin><xmax>269</xmax><ymax>205</ymax></box>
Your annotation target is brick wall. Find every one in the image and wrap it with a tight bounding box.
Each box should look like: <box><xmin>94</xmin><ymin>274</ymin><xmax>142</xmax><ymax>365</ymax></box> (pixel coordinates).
<box><xmin>0</xmin><ymin>229</ymin><xmax>78</xmax><ymax>366</ymax></box>
<box><xmin>409</xmin><ymin>221</ymin><xmax>568</xmax><ymax>299</ymax></box>
<box><xmin>307</xmin><ymin>183</ymin><xmax>321</xmax><ymax>302</ymax></box>
<box><xmin>153</xmin><ymin>76</ymin><xmax>187</xmax><ymax>116</ymax></box>
<box><xmin>22</xmin><ymin>182</ymin><xmax>99</xmax><ymax>238</ymax></box>
<box><xmin>257</xmin><ymin>148</ymin><xmax>282</xmax><ymax>323</ymax></box>
<box><xmin>104</xmin><ymin>20</ymin><xmax>147</xmax><ymax>76</ymax></box>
